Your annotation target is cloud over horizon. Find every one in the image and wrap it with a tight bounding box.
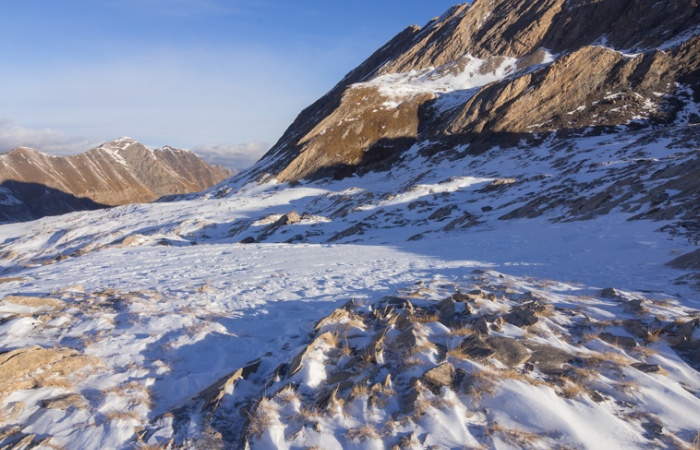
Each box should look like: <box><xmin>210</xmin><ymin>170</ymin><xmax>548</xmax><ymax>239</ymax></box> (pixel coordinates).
<box><xmin>0</xmin><ymin>119</ymin><xmax>102</xmax><ymax>155</ymax></box>
<box><xmin>192</xmin><ymin>141</ymin><xmax>269</xmax><ymax>171</ymax></box>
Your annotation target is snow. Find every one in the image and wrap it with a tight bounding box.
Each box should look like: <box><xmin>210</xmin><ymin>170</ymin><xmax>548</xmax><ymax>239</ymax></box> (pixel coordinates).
<box><xmin>0</xmin><ymin>123</ymin><xmax>698</xmax><ymax>448</ymax></box>
<box><xmin>355</xmin><ymin>51</ymin><xmax>555</xmax><ymax>111</ymax></box>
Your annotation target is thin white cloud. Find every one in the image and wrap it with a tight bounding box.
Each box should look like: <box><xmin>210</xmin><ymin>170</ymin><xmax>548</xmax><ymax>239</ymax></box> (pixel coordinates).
<box><xmin>192</xmin><ymin>141</ymin><xmax>269</xmax><ymax>171</ymax></box>
<box><xmin>0</xmin><ymin>119</ymin><xmax>101</xmax><ymax>155</ymax></box>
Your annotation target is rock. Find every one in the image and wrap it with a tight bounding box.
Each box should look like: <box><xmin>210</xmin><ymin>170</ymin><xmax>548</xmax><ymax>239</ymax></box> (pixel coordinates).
<box><xmin>42</xmin><ymin>393</ymin><xmax>87</xmax><ymax>410</ymax></box>
<box><xmin>315</xmin><ymin>308</ymin><xmax>351</xmax><ymax>332</ymax></box>
<box><xmin>327</xmin><ymin>222</ymin><xmax>370</xmax><ymax>243</ymax></box>
<box><xmin>676</xmin><ymin>319</ymin><xmax>699</xmax><ymax>343</ymax></box>
<box><xmin>396</xmin><ymin>432</ymin><xmax>418</xmax><ymax>449</ymax></box>
<box><xmin>667</xmin><ymin>248</ymin><xmax>700</xmax><ymax>270</ymax></box>
<box><xmin>1</xmin><ymin>433</ymin><xmax>36</xmax><ymax>450</ymax></box>
<box><xmin>473</xmin><ymin>317</ymin><xmax>490</xmax><ymax>335</ymax></box>
<box><xmin>428</xmin><ymin>205</ymin><xmax>458</xmax><ymax>221</ymax></box>
<box><xmin>287</xmin><ymin>332</ymin><xmax>335</xmax><ymax>378</ymax></box>
<box><xmin>367</xmin><ymin>329</ymin><xmax>388</xmax><ymax>363</ymax></box>
<box><xmin>600</xmin><ymin>288</ymin><xmax>625</xmax><ymax>300</ymax></box>
<box><xmin>623</xmin><ymin>319</ymin><xmax>650</xmax><ymax>340</ymax></box>
<box><xmin>443</xmin><ymin>213</ymin><xmax>480</xmax><ymax>230</ymax></box>
<box><xmin>453</xmin><ymin>290</ymin><xmax>485</xmax><ymax>302</ymax></box>
<box><xmin>598</xmin><ymin>332</ymin><xmax>637</xmax><ymax>348</ymax></box>
<box><xmin>632</xmin><ymin>363</ymin><xmax>663</xmax><ymax>374</ymax></box>
<box><xmin>624</xmin><ymin>300</ymin><xmax>646</xmax><ymax>314</ymax></box>
<box><xmin>526</xmin><ymin>343</ymin><xmax>575</xmax><ymax>374</ymax></box>
<box><xmin>478</xmin><ymin>178</ymin><xmax>517</xmax><ymax>193</ymax></box>
<box><xmin>239</xmin><ymin>236</ymin><xmax>256</xmax><ymax>244</ymax></box>
<box><xmin>421</xmin><ymin>362</ymin><xmax>456</xmax><ymax>393</ymax></box>
<box><xmin>459</xmin><ymin>336</ymin><xmax>497</xmax><ymax>360</ymax></box>
<box><xmin>395</xmin><ymin>327</ymin><xmax>419</xmax><ymax>350</ymax></box>
<box><xmin>0</xmin><ymin>346</ymin><xmax>100</xmax><ymax>398</ymax></box>
<box><xmin>642</xmin><ymin>420</ymin><xmax>664</xmax><ymax>439</ymax></box>
<box><xmin>196</xmin><ymin>360</ymin><xmax>261</xmax><ymax>414</ymax></box>
<box><xmin>503</xmin><ymin>308</ymin><xmax>539</xmax><ymax>327</ymax></box>
<box><xmin>437</xmin><ymin>297</ymin><xmax>456</xmax><ymax>325</ymax></box>
<box><xmin>485</xmin><ymin>337</ymin><xmax>531</xmax><ymax>368</ymax></box>
<box><xmin>315</xmin><ymin>384</ymin><xmax>340</xmax><ymax>410</ymax></box>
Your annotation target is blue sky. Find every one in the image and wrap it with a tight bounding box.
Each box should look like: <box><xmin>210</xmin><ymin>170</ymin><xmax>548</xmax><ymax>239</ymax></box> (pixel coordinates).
<box><xmin>0</xmin><ymin>0</ymin><xmax>460</xmax><ymax>168</ymax></box>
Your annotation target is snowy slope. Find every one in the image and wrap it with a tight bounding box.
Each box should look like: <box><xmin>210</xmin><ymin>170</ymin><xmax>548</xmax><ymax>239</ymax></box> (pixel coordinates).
<box><xmin>0</xmin><ymin>122</ymin><xmax>699</xmax><ymax>449</ymax></box>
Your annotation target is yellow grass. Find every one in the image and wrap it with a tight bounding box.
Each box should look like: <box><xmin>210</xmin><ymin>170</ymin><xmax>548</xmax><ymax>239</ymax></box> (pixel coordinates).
<box><xmin>345</xmin><ymin>424</ymin><xmax>381</xmax><ymax>442</ymax></box>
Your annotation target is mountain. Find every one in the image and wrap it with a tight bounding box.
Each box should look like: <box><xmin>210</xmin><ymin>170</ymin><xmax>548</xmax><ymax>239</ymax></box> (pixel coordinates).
<box><xmin>0</xmin><ymin>137</ymin><xmax>231</xmax><ymax>223</ymax></box>
<box><xmin>248</xmin><ymin>0</ymin><xmax>700</xmax><ymax>182</ymax></box>
<box><xmin>0</xmin><ymin>1</ymin><xmax>699</xmax><ymax>449</ymax></box>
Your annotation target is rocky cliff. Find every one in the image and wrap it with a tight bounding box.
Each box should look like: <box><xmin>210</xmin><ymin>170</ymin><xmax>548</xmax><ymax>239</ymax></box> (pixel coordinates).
<box><xmin>248</xmin><ymin>0</ymin><xmax>700</xmax><ymax>182</ymax></box>
<box><xmin>0</xmin><ymin>137</ymin><xmax>231</xmax><ymax>223</ymax></box>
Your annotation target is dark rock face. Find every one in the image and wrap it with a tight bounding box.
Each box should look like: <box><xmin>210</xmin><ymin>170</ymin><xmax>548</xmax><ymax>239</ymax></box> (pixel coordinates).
<box><xmin>0</xmin><ymin>138</ymin><xmax>231</xmax><ymax>223</ymax></box>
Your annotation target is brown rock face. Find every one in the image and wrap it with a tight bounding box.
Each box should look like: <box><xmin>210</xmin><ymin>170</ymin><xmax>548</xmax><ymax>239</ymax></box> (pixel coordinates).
<box><xmin>0</xmin><ymin>137</ymin><xmax>231</xmax><ymax>222</ymax></box>
<box><xmin>248</xmin><ymin>0</ymin><xmax>700</xmax><ymax>183</ymax></box>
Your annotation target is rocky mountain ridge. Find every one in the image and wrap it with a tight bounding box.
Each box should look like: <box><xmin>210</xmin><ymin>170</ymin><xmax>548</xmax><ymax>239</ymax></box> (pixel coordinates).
<box><xmin>0</xmin><ymin>138</ymin><xmax>231</xmax><ymax>223</ymax></box>
<box><xmin>247</xmin><ymin>0</ymin><xmax>700</xmax><ymax>183</ymax></box>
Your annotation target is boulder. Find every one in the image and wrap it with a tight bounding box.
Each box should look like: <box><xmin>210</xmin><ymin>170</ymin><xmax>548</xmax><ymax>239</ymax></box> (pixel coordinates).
<box><xmin>422</xmin><ymin>362</ymin><xmax>456</xmax><ymax>393</ymax></box>
<box><xmin>598</xmin><ymin>332</ymin><xmax>637</xmax><ymax>348</ymax></box>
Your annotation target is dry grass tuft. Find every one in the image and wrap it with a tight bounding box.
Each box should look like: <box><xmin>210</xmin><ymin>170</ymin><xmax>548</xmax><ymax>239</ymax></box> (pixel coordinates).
<box><xmin>245</xmin><ymin>398</ymin><xmax>278</xmax><ymax>437</ymax></box>
<box><xmin>413</xmin><ymin>312</ymin><xmax>441</xmax><ymax>324</ymax></box>
<box><xmin>450</xmin><ymin>325</ymin><xmax>475</xmax><ymax>336</ymax></box>
<box><xmin>341</xmin><ymin>340</ymin><xmax>354</xmax><ymax>357</ymax></box>
<box><xmin>569</xmin><ymin>367</ymin><xmax>596</xmax><ymax>383</ymax></box>
<box><xmin>586</xmin><ymin>351</ymin><xmax>635</xmax><ymax>367</ymax></box>
<box><xmin>616</xmin><ymin>380</ymin><xmax>640</xmax><ymax>393</ymax></box>
<box><xmin>497</xmin><ymin>369</ymin><xmax>544</xmax><ymax>387</ymax></box>
<box><xmin>275</xmin><ymin>386</ymin><xmax>298</xmax><ymax>405</ymax></box>
<box><xmin>558</xmin><ymin>377</ymin><xmax>584</xmax><ymax>399</ymax></box>
<box><xmin>321</xmin><ymin>331</ymin><xmax>340</xmax><ymax>348</ymax></box>
<box><xmin>294</xmin><ymin>403</ymin><xmax>319</xmax><ymax>422</ymax></box>
<box><xmin>645</xmin><ymin>327</ymin><xmax>665</xmax><ymax>344</ymax></box>
<box><xmin>402</xmin><ymin>354</ymin><xmax>423</xmax><ymax>367</ymax></box>
<box><xmin>631</xmin><ymin>346</ymin><xmax>658</xmax><ymax>359</ymax></box>
<box><xmin>342</xmin><ymin>314</ymin><xmax>367</xmax><ymax>331</ymax></box>
<box><xmin>104</xmin><ymin>410</ymin><xmax>141</xmax><ymax>422</ymax></box>
<box><xmin>486</xmin><ymin>422</ymin><xmax>543</xmax><ymax>447</ymax></box>
<box><xmin>345</xmin><ymin>423</ymin><xmax>381</xmax><ymax>442</ymax></box>
<box><xmin>409</xmin><ymin>340</ymin><xmax>438</xmax><ymax>356</ymax></box>
<box><xmin>38</xmin><ymin>439</ymin><xmax>68</xmax><ymax>450</ymax></box>
<box><xmin>413</xmin><ymin>391</ymin><xmax>458</xmax><ymax>418</ymax></box>
<box><xmin>446</xmin><ymin>344</ymin><xmax>470</xmax><ymax>361</ymax></box>
<box><xmin>349</xmin><ymin>383</ymin><xmax>369</xmax><ymax>400</ymax></box>
<box><xmin>195</xmin><ymin>284</ymin><xmax>213</xmax><ymax>293</ymax></box>
<box><xmin>465</xmin><ymin>370</ymin><xmax>495</xmax><ymax>402</ymax></box>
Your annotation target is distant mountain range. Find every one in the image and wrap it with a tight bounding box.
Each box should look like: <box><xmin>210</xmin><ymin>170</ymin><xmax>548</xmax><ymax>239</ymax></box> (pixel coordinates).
<box><xmin>0</xmin><ymin>137</ymin><xmax>231</xmax><ymax>223</ymax></box>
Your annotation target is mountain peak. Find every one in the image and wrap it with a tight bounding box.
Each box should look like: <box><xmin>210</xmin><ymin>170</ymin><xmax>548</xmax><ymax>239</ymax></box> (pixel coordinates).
<box><xmin>97</xmin><ymin>136</ymin><xmax>139</xmax><ymax>152</ymax></box>
<box><xmin>244</xmin><ymin>0</ymin><xmax>700</xmax><ymax>183</ymax></box>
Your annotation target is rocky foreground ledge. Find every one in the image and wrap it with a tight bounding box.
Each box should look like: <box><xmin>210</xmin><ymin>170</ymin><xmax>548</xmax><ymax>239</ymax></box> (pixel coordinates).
<box><xmin>132</xmin><ymin>271</ymin><xmax>700</xmax><ymax>449</ymax></box>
